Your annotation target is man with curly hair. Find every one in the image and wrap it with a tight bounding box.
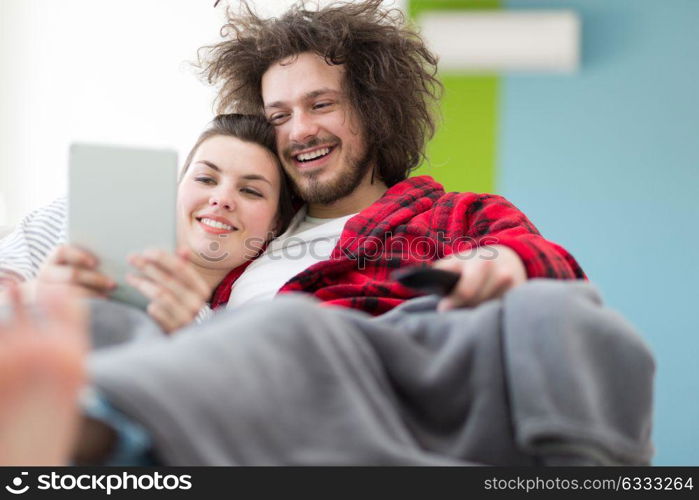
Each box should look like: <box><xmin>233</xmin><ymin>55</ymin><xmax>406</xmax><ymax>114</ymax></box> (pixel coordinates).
<box><xmin>193</xmin><ymin>0</ymin><xmax>585</xmax><ymax>314</ymax></box>
<box><xmin>2</xmin><ymin>1</ymin><xmax>654</xmax><ymax>466</ymax></box>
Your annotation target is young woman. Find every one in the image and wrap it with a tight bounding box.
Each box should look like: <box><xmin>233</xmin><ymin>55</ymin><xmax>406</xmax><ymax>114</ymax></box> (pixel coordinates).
<box><xmin>34</xmin><ymin>114</ymin><xmax>294</xmax><ymax>332</ymax></box>
<box><xmin>0</xmin><ymin>115</ymin><xmax>294</xmax><ymax>465</ymax></box>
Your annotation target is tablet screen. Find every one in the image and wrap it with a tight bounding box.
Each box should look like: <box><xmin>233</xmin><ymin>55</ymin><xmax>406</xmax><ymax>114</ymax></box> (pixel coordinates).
<box><xmin>68</xmin><ymin>143</ymin><xmax>178</xmax><ymax>309</ymax></box>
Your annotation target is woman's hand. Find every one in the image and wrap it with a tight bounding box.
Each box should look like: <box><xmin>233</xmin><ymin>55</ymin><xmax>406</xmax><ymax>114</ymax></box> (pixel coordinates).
<box><xmin>37</xmin><ymin>245</ymin><xmax>116</xmax><ymax>299</ymax></box>
<box><xmin>126</xmin><ymin>248</ymin><xmax>212</xmax><ymax>333</ymax></box>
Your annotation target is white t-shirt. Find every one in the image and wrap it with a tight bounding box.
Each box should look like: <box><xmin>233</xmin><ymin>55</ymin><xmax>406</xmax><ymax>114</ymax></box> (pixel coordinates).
<box><xmin>226</xmin><ymin>206</ymin><xmax>356</xmax><ymax>308</ymax></box>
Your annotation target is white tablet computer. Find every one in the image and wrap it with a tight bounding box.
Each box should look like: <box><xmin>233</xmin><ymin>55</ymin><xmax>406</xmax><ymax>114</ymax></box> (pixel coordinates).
<box><xmin>68</xmin><ymin>143</ymin><xmax>178</xmax><ymax>310</ymax></box>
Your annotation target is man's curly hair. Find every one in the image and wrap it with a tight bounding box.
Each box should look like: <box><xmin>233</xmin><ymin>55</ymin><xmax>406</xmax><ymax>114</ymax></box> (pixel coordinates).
<box><xmin>198</xmin><ymin>0</ymin><xmax>442</xmax><ymax>187</ymax></box>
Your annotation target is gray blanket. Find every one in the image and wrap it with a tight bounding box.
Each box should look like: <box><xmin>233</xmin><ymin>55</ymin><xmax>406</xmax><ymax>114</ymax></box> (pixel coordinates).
<box><xmin>86</xmin><ymin>279</ymin><xmax>655</xmax><ymax>465</ymax></box>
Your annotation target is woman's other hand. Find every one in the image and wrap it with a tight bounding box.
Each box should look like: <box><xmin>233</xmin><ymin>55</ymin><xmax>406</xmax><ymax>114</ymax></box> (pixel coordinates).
<box><xmin>37</xmin><ymin>245</ymin><xmax>116</xmax><ymax>299</ymax></box>
<box><xmin>126</xmin><ymin>248</ymin><xmax>212</xmax><ymax>333</ymax></box>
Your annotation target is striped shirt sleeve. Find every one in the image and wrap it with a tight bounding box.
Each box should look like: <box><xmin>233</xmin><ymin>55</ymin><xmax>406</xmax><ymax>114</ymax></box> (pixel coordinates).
<box><xmin>194</xmin><ymin>304</ymin><xmax>215</xmax><ymax>324</ymax></box>
<box><xmin>1</xmin><ymin>197</ymin><xmax>214</xmax><ymax>328</ymax></box>
<box><xmin>0</xmin><ymin>196</ymin><xmax>67</xmax><ymax>283</ymax></box>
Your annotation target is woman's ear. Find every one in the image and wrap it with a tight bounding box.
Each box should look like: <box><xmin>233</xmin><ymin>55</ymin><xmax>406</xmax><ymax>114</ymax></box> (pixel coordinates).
<box><xmin>262</xmin><ymin>216</ymin><xmax>280</xmax><ymax>245</ymax></box>
<box><xmin>270</xmin><ymin>216</ymin><xmax>283</xmax><ymax>239</ymax></box>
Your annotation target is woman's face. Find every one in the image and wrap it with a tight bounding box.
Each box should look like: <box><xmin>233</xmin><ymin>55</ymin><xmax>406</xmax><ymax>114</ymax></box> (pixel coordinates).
<box><xmin>177</xmin><ymin>135</ymin><xmax>281</xmax><ymax>271</ymax></box>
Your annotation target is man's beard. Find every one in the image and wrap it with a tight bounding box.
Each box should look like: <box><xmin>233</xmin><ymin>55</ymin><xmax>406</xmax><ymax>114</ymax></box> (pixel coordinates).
<box><xmin>286</xmin><ymin>144</ymin><xmax>374</xmax><ymax>205</ymax></box>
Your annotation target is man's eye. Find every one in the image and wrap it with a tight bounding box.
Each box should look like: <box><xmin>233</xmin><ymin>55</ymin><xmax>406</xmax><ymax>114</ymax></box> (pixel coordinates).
<box><xmin>313</xmin><ymin>102</ymin><xmax>332</xmax><ymax>110</ymax></box>
<box><xmin>195</xmin><ymin>177</ymin><xmax>216</xmax><ymax>185</ymax></box>
<box><xmin>268</xmin><ymin>113</ymin><xmax>288</xmax><ymax>124</ymax></box>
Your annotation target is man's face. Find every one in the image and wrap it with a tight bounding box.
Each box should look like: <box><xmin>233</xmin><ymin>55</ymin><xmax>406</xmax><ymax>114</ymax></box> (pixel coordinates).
<box><xmin>261</xmin><ymin>52</ymin><xmax>372</xmax><ymax>205</ymax></box>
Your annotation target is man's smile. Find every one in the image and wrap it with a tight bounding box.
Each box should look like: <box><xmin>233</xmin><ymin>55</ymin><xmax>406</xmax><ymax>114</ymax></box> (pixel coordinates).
<box><xmin>291</xmin><ymin>145</ymin><xmax>337</xmax><ymax>170</ymax></box>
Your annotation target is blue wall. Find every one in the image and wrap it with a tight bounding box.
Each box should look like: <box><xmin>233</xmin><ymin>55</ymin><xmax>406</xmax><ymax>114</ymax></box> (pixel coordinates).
<box><xmin>499</xmin><ymin>0</ymin><xmax>699</xmax><ymax>465</ymax></box>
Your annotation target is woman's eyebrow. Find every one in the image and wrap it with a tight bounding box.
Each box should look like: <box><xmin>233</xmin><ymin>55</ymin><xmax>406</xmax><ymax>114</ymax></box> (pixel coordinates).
<box><xmin>195</xmin><ymin>162</ymin><xmax>271</xmax><ymax>185</ymax></box>
<box><xmin>241</xmin><ymin>174</ymin><xmax>272</xmax><ymax>185</ymax></box>
<box><xmin>195</xmin><ymin>160</ymin><xmax>221</xmax><ymax>172</ymax></box>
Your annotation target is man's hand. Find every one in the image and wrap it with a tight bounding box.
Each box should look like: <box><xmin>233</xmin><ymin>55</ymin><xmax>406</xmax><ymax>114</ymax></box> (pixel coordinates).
<box><xmin>126</xmin><ymin>248</ymin><xmax>212</xmax><ymax>333</ymax></box>
<box><xmin>433</xmin><ymin>245</ymin><xmax>527</xmax><ymax>311</ymax></box>
<box><xmin>37</xmin><ymin>245</ymin><xmax>116</xmax><ymax>299</ymax></box>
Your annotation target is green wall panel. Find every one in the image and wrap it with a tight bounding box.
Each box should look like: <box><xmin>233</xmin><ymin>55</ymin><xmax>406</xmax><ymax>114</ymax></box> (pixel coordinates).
<box><xmin>408</xmin><ymin>0</ymin><xmax>500</xmax><ymax>194</ymax></box>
